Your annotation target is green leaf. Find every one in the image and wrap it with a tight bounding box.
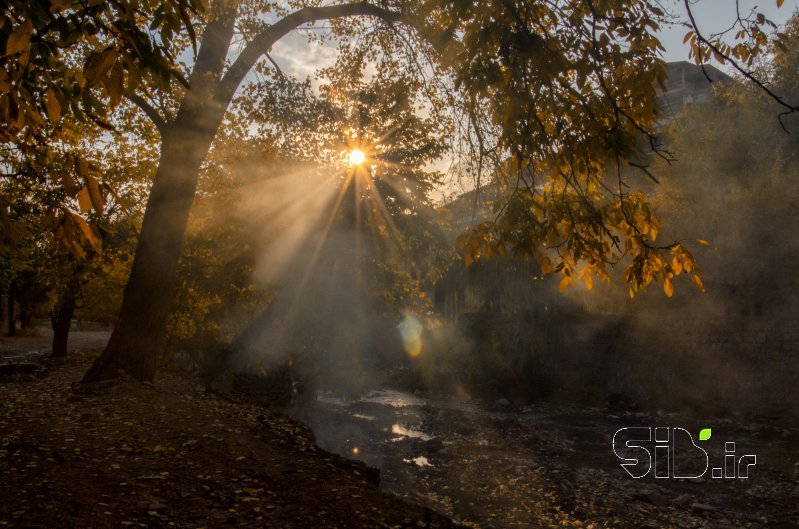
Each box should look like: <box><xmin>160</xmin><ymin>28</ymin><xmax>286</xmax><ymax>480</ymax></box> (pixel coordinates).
<box><xmin>699</xmin><ymin>428</ymin><xmax>711</xmax><ymax>441</ymax></box>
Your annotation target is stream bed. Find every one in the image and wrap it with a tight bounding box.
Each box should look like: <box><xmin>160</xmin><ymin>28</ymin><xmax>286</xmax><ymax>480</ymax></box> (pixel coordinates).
<box><xmin>295</xmin><ymin>388</ymin><xmax>799</xmax><ymax>529</ymax></box>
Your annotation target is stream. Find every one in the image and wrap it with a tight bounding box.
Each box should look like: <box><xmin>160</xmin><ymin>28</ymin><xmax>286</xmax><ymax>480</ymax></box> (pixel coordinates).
<box><xmin>294</xmin><ymin>388</ymin><xmax>799</xmax><ymax>529</ymax></box>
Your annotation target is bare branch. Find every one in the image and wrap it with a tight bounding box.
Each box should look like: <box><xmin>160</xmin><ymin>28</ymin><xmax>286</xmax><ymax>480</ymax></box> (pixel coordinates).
<box><xmin>264</xmin><ymin>53</ymin><xmax>287</xmax><ymax>79</ymax></box>
<box><xmin>683</xmin><ymin>0</ymin><xmax>799</xmax><ymax>127</ymax></box>
<box><xmin>127</xmin><ymin>93</ymin><xmax>167</xmax><ymax>133</ymax></box>
<box><xmin>628</xmin><ymin>161</ymin><xmax>660</xmax><ymax>184</ymax></box>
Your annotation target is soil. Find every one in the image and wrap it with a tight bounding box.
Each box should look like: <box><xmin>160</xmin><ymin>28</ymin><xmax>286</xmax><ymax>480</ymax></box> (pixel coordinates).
<box><xmin>0</xmin><ymin>337</ymin><xmax>462</xmax><ymax>529</ymax></box>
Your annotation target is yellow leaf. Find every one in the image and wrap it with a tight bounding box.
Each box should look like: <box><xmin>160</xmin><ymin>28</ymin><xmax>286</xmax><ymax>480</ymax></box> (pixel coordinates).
<box><xmin>77</xmin><ymin>158</ymin><xmax>89</xmax><ymax>177</ymax></box>
<box><xmin>0</xmin><ymin>69</ymin><xmax>10</xmax><ymax>93</ymax></box>
<box><xmin>26</xmin><ymin>106</ymin><xmax>45</xmax><ymax>126</ymax></box>
<box><xmin>6</xmin><ymin>20</ymin><xmax>33</xmax><ymax>56</ymax></box>
<box><xmin>85</xmin><ymin>175</ymin><xmax>104</xmax><ymax>213</ymax></box>
<box><xmin>76</xmin><ymin>187</ymin><xmax>92</xmax><ymax>213</ymax></box>
<box><xmin>84</xmin><ymin>48</ymin><xmax>117</xmax><ymax>87</ymax></box>
<box><xmin>50</xmin><ymin>0</ymin><xmax>74</xmax><ymax>12</ymax></box>
<box><xmin>691</xmin><ymin>274</ymin><xmax>705</xmax><ymax>292</ymax></box>
<box><xmin>777</xmin><ymin>0</ymin><xmax>784</xmax><ymax>7</ymax></box>
<box><xmin>672</xmin><ymin>257</ymin><xmax>683</xmax><ymax>275</ymax></box>
<box><xmin>585</xmin><ymin>273</ymin><xmax>593</xmax><ymax>291</ymax></box>
<box><xmin>538</xmin><ymin>255</ymin><xmax>554</xmax><ymax>275</ymax></box>
<box><xmin>663</xmin><ymin>277</ymin><xmax>674</xmax><ymax>298</ymax></box>
<box><xmin>61</xmin><ymin>170</ymin><xmax>80</xmax><ymax>195</ymax></box>
<box><xmin>696</xmin><ymin>239</ymin><xmax>712</xmax><ymax>247</ymax></box>
<box><xmin>46</xmin><ymin>87</ymin><xmax>61</xmax><ymax>122</ymax></box>
<box><xmin>107</xmin><ymin>61</ymin><xmax>124</xmax><ymax>108</ymax></box>
<box><xmin>70</xmin><ymin>212</ymin><xmax>102</xmax><ymax>255</ymax></box>
<box><xmin>559</xmin><ymin>275</ymin><xmax>570</xmax><ymax>293</ymax></box>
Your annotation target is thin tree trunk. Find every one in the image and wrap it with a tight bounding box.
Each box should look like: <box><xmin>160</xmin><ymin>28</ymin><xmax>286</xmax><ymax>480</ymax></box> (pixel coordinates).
<box><xmin>19</xmin><ymin>308</ymin><xmax>32</xmax><ymax>330</ymax></box>
<box><xmin>7</xmin><ymin>281</ymin><xmax>16</xmax><ymax>337</ymax></box>
<box><xmin>51</xmin><ymin>281</ymin><xmax>78</xmax><ymax>357</ymax></box>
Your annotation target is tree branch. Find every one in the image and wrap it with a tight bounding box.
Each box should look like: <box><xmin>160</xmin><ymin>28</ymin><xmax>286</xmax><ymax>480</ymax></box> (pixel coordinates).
<box><xmin>215</xmin><ymin>2</ymin><xmax>401</xmax><ymax>108</ymax></box>
<box><xmin>683</xmin><ymin>0</ymin><xmax>799</xmax><ymax>129</ymax></box>
<box><xmin>127</xmin><ymin>93</ymin><xmax>167</xmax><ymax>133</ymax></box>
<box><xmin>265</xmin><ymin>52</ymin><xmax>287</xmax><ymax>79</ymax></box>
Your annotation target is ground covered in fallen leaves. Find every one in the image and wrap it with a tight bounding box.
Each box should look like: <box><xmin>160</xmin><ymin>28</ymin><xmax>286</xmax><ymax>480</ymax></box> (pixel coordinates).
<box><xmin>0</xmin><ymin>345</ymin><xmax>462</xmax><ymax>529</ymax></box>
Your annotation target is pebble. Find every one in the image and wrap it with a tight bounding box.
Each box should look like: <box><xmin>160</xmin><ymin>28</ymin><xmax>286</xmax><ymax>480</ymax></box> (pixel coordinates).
<box><xmin>690</xmin><ymin>502</ymin><xmax>716</xmax><ymax>513</ymax></box>
<box><xmin>673</xmin><ymin>494</ymin><xmax>692</xmax><ymax>506</ymax></box>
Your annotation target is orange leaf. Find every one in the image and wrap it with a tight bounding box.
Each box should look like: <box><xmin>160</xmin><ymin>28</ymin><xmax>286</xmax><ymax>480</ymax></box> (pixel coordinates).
<box><xmin>46</xmin><ymin>87</ymin><xmax>61</xmax><ymax>122</ymax></box>
<box><xmin>6</xmin><ymin>20</ymin><xmax>33</xmax><ymax>56</ymax></box>
<box><xmin>76</xmin><ymin>187</ymin><xmax>92</xmax><ymax>213</ymax></box>
<box><xmin>663</xmin><ymin>277</ymin><xmax>674</xmax><ymax>298</ymax></box>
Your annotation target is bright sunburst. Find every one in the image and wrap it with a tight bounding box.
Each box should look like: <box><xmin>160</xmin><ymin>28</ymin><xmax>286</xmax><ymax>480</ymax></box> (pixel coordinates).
<box><xmin>348</xmin><ymin>148</ymin><xmax>366</xmax><ymax>165</ymax></box>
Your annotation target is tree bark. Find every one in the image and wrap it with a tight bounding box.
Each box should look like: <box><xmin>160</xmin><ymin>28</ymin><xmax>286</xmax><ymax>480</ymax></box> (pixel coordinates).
<box><xmin>82</xmin><ymin>2</ymin><xmax>401</xmax><ymax>383</ymax></box>
<box><xmin>7</xmin><ymin>281</ymin><xmax>16</xmax><ymax>337</ymax></box>
<box><xmin>51</xmin><ymin>280</ymin><xmax>78</xmax><ymax>357</ymax></box>
<box><xmin>82</xmin><ymin>9</ymin><xmax>238</xmax><ymax>382</ymax></box>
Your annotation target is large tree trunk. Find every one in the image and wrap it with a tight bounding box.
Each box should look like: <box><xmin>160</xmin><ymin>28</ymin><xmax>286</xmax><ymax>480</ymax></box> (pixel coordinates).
<box><xmin>82</xmin><ymin>132</ymin><xmax>217</xmax><ymax>380</ymax></box>
<box><xmin>51</xmin><ymin>280</ymin><xmax>78</xmax><ymax>357</ymax></box>
<box><xmin>82</xmin><ymin>12</ymin><xmax>237</xmax><ymax>383</ymax></box>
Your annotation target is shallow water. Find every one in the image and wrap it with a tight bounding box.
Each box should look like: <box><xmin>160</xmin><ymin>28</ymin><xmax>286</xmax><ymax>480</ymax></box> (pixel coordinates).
<box><xmin>296</xmin><ymin>388</ymin><xmax>799</xmax><ymax>529</ymax></box>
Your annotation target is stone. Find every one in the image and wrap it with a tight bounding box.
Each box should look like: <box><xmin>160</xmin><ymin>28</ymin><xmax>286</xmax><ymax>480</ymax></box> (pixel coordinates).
<box><xmin>147</xmin><ymin>501</ymin><xmax>167</xmax><ymax>512</ymax></box>
<box><xmin>494</xmin><ymin>398</ymin><xmax>512</xmax><ymax>408</ymax></box>
<box><xmin>690</xmin><ymin>502</ymin><xmax>716</xmax><ymax>513</ymax></box>
<box><xmin>633</xmin><ymin>489</ymin><xmax>667</xmax><ymax>508</ymax></box>
<box><xmin>673</xmin><ymin>494</ymin><xmax>692</xmax><ymax>506</ymax></box>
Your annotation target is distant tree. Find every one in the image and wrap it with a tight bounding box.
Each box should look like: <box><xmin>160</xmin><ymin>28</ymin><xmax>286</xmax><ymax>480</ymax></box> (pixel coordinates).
<box><xmin>0</xmin><ymin>101</ymin><xmax>152</xmax><ymax>355</ymax></box>
<box><xmin>651</xmin><ymin>11</ymin><xmax>799</xmax><ymax>315</ymax></box>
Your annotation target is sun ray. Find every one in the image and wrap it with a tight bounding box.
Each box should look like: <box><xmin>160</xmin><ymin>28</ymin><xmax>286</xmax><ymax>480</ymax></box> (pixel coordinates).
<box><xmin>281</xmin><ymin>170</ymin><xmax>355</xmax><ymax>320</ymax></box>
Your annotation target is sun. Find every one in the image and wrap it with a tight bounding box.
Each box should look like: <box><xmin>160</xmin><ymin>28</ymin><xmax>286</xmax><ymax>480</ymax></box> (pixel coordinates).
<box><xmin>348</xmin><ymin>148</ymin><xmax>366</xmax><ymax>165</ymax></box>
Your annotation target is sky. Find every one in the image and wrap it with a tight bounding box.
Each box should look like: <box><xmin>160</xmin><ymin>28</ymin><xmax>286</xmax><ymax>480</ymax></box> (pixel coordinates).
<box><xmin>267</xmin><ymin>1</ymin><xmax>799</xmax><ymax>79</ymax></box>
<box><xmin>658</xmin><ymin>0</ymin><xmax>798</xmax><ymax>64</ymax></box>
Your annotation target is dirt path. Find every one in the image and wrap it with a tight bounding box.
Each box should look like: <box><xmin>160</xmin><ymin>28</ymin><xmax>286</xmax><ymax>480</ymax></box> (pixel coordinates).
<box><xmin>0</xmin><ymin>326</ymin><xmax>111</xmax><ymax>360</ymax></box>
<box><xmin>0</xmin><ymin>349</ymin><xmax>463</xmax><ymax>529</ymax></box>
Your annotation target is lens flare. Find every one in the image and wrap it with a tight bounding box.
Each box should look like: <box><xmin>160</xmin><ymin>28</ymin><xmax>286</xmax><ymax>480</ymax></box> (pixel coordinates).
<box><xmin>399</xmin><ymin>314</ymin><xmax>423</xmax><ymax>357</ymax></box>
<box><xmin>348</xmin><ymin>149</ymin><xmax>366</xmax><ymax>165</ymax></box>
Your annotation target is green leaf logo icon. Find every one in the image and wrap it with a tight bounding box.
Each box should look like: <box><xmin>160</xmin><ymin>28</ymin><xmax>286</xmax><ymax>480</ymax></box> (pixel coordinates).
<box><xmin>699</xmin><ymin>428</ymin><xmax>712</xmax><ymax>441</ymax></box>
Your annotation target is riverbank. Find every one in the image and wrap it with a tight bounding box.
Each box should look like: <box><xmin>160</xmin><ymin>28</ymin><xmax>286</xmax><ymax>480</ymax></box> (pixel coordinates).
<box><xmin>0</xmin><ymin>346</ymin><xmax>463</xmax><ymax>528</ymax></box>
